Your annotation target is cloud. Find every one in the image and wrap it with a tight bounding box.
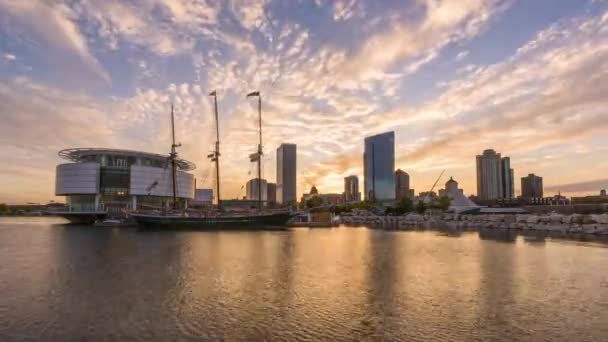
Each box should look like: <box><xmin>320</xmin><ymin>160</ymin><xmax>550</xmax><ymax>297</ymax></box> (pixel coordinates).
<box><xmin>0</xmin><ymin>0</ymin><xmax>109</xmax><ymax>82</ymax></box>
<box><xmin>3</xmin><ymin>53</ymin><xmax>16</xmax><ymax>61</ymax></box>
<box><xmin>545</xmin><ymin>179</ymin><xmax>608</xmax><ymax>193</ymax></box>
<box><xmin>455</xmin><ymin>50</ymin><xmax>469</xmax><ymax>61</ymax></box>
<box><xmin>338</xmin><ymin>0</ymin><xmax>507</xmax><ymax>81</ymax></box>
<box><xmin>333</xmin><ymin>0</ymin><xmax>363</xmax><ymax>21</ymax></box>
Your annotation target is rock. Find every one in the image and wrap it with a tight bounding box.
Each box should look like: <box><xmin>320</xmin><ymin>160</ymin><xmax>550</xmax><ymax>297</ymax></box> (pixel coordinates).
<box><xmin>488</xmin><ymin>215</ymin><xmax>504</xmax><ymax>223</ymax></box>
<box><xmin>549</xmin><ymin>213</ymin><xmax>564</xmax><ymax>224</ymax></box>
<box><xmin>591</xmin><ymin>214</ymin><xmax>608</xmax><ymax>224</ymax></box>
<box><xmin>527</xmin><ymin>215</ymin><xmax>540</xmax><ymax>224</ymax></box>
<box><xmin>597</xmin><ymin>224</ymin><xmax>608</xmax><ymax>235</ymax></box>
<box><xmin>503</xmin><ymin>215</ymin><xmax>516</xmax><ymax>224</ymax></box>
<box><xmin>570</xmin><ymin>214</ymin><xmax>583</xmax><ymax>224</ymax></box>
<box><xmin>516</xmin><ymin>214</ymin><xmax>529</xmax><ymax>223</ymax></box>
<box><xmin>582</xmin><ymin>224</ymin><xmax>599</xmax><ymax>234</ymax></box>
<box><xmin>582</xmin><ymin>215</ymin><xmax>596</xmax><ymax>224</ymax></box>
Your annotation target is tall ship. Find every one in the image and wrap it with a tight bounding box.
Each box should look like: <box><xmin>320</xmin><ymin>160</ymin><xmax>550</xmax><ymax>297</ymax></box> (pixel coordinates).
<box><xmin>130</xmin><ymin>91</ymin><xmax>294</xmax><ymax>229</ymax></box>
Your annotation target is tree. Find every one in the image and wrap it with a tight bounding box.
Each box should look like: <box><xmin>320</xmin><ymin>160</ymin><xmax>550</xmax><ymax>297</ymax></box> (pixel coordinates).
<box><xmin>305</xmin><ymin>196</ymin><xmax>324</xmax><ymax>209</ymax></box>
<box><xmin>436</xmin><ymin>196</ymin><xmax>451</xmax><ymax>211</ymax></box>
<box><xmin>396</xmin><ymin>197</ymin><xmax>414</xmax><ymax>214</ymax></box>
<box><xmin>0</xmin><ymin>203</ymin><xmax>7</xmax><ymax>214</ymax></box>
<box><xmin>416</xmin><ymin>201</ymin><xmax>427</xmax><ymax>214</ymax></box>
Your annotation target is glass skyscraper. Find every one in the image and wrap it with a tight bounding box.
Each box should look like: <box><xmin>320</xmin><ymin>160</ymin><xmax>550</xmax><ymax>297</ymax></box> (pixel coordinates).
<box><xmin>364</xmin><ymin>131</ymin><xmax>395</xmax><ymax>202</ymax></box>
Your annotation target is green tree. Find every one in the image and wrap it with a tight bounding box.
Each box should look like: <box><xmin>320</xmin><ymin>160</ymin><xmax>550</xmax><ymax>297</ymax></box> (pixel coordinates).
<box><xmin>416</xmin><ymin>201</ymin><xmax>427</xmax><ymax>214</ymax></box>
<box><xmin>396</xmin><ymin>197</ymin><xmax>414</xmax><ymax>214</ymax></box>
<box><xmin>305</xmin><ymin>196</ymin><xmax>324</xmax><ymax>209</ymax></box>
<box><xmin>0</xmin><ymin>203</ymin><xmax>7</xmax><ymax>214</ymax></box>
<box><xmin>436</xmin><ymin>196</ymin><xmax>451</xmax><ymax>211</ymax></box>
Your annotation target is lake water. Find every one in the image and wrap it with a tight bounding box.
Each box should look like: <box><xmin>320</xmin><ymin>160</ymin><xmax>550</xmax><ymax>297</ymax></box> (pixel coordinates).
<box><xmin>1</xmin><ymin>217</ymin><xmax>607</xmax><ymax>341</ymax></box>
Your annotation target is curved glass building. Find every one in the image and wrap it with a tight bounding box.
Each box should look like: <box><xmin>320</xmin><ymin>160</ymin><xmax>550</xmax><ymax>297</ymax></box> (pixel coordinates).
<box><xmin>364</xmin><ymin>132</ymin><xmax>395</xmax><ymax>202</ymax></box>
<box><xmin>54</xmin><ymin>148</ymin><xmax>195</xmax><ymax>222</ymax></box>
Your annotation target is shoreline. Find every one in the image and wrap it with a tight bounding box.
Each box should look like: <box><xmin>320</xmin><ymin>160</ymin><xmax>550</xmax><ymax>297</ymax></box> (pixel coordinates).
<box><xmin>341</xmin><ymin>213</ymin><xmax>608</xmax><ymax>241</ymax></box>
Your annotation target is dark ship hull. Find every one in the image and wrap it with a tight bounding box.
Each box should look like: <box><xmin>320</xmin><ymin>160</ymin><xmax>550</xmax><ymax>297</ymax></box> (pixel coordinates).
<box><xmin>130</xmin><ymin>211</ymin><xmax>294</xmax><ymax>230</ymax></box>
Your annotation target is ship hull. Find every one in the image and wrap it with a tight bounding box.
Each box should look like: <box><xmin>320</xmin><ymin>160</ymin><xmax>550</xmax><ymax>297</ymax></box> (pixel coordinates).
<box><xmin>45</xmin><ymin>211</ymin><xmax>108</xmax><ymax>225</ymax></box>
<box><xmin>130</xmin><ymin>212</ymin><xmax>294</xmax><ymax>230</ymax></box>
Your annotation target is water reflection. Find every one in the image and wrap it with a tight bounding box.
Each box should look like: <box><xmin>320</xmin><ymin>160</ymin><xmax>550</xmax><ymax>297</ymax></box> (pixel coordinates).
<box><xmin>1</xmin><ymin>219</ymin><xmax>608</xmax><ymax>341</ymax></box>
<box><xmin>478</xmin><ymin>228</ymin><xmax>517</xmax><ymax>243</ymax></box>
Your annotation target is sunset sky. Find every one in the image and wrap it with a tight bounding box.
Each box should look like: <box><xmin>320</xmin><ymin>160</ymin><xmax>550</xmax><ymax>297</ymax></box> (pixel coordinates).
<box><xmin>1</xmin><ymin>0</ymin><xmax>607</xmax><ymax>204</ymax></box>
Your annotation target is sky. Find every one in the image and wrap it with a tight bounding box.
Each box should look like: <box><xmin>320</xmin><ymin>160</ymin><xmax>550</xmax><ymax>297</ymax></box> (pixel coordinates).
<box><xmin>0</xmin><ymin>0</ymin><xmax>607</xmax><ymax>204</ymax></box>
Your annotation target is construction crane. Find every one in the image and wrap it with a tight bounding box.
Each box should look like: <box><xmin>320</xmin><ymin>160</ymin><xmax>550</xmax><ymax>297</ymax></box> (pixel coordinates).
<box><xmin>423</xmin><ymin>169</ymin><xmax>445</xmax><ymax>203</ymax></box>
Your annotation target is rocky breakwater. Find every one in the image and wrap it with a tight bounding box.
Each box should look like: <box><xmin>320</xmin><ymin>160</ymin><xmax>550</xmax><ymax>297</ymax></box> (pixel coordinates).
<box><xmin>340</xmin><ymin>213</ymin><xmax>608</xmax><ymax>236</ymax></box>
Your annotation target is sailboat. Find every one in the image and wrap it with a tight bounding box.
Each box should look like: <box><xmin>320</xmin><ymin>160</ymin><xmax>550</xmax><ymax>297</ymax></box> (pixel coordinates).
<box><xmin>130</xmin><ymin>91</ymin><xmax>295</xmax><ymax>229</ymax></box>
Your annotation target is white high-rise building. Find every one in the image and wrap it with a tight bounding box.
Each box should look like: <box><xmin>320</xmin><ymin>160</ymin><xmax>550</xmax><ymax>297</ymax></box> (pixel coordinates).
<box><xmin>476</xmin><ymin>149</ymin><xmax>514</xmax><ymax>200</ymax></box>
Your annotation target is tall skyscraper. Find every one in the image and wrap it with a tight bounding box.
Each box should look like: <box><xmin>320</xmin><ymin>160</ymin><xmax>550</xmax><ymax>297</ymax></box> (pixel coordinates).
<box><xmin>501</xmin><ymin>157</ymin><xmax>515</xmax><ymax>199</ymax></box>
<box><xmin>246</xmin><ymin>178</ymin><xmax>268</xmax><ymax>201</ymax></box>
<box><xmin>364</xmin><ymin>131</ymin><xmax>395</xmax><ymax>202</ymax></box>
<box><xmin>343</xmin><ymin>175</ymin><xmax>360</xmax><ymax>202</ymax></box>
<box><xmin>394</xmin><ymin>169</ymin><xmax>411</xmax><ymax>201</ymax></box>
<box><xmin>277</xmin><ymin>143</ymin><xmax>297</xmax><ymax>204</ymax></box>
<box><xmin>476</xmin><ymin>149</ymin><xmax>514</xmax><ymax>200</ymax></box>
<box><xmin>521</xmin><ymin>174</ymin><xmax>543</xmax><ymax>198</ymax></box>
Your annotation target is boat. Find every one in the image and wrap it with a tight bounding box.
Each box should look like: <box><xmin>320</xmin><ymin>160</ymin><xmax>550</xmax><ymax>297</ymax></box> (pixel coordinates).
<box><xmin>131</xmin><ymin>90</ymin><xmax>295</xmax><ymax>229</ymax></box>
<box><xmin>131</xmin><ymin>211</ymin><xmax>294</xmax><ymax>229</ymax></box>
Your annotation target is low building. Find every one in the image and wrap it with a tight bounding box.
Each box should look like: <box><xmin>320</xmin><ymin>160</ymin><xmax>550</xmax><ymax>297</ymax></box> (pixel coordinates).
<box><xmin>267</xmin><ymin>183</ymin><xmax>277</xmax><ymax>205</ymax></box>
<box><xmin>441</xmin><ymin>177</ymin><xmax>480</xmax><ymax>213</ymax></box>
<box><xmin>54</xmin><ymin>148</ymin><xmax>195</xmax><ymax>221</ymax></box>
<box><xmin>246</xmin><ymin>178</ymin><xmax>268</xmax><ymax>201</ymax></box>
<box><xmin>191</xmin><ymin>188</ymin><xmax>213</xmax><ymax>208</ymax></box>
<box><xmin>521</xmin><ymin>173</ymin><xmax>543</xmax><ymax>198</ymax></box>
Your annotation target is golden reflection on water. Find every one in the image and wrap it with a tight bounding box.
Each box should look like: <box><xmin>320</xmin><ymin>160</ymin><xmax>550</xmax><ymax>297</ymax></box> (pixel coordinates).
<box><xmin>1</xmin><ymin>218</ymin><xmax>608</xmax><ymax>341</ymax></box>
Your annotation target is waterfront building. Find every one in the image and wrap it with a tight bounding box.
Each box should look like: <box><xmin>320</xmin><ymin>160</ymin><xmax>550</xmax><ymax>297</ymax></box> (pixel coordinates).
<box><xmin>364</xmin><ymin>131</ymin><xmax>395</xmax><ymax>202</ymax></box>
<box><xmin>191</xmin><ymin>188</ymin><xmax>213</xmax><ymax>207</ymax></box>
<box><xmin>301</xmin><ymin>186</ymin><xmax>343</xmax><ymax>207</ymax></box>
<box><xmin>442</xmin><ymin>177</ymin><xmax>479</xmax><ymax>213</ymax></box>
<box><xmin>476</xmin><ymin>149</ymin><xmax>514</xmax><ymax>200</ymax></box>
<box><xmin>394</xmin><ymin>169</ymin><xmax>411</xmax><ymax>201</ymax></box>
<box><xmin>267</xmin><ymin>183</ymin><xmax>277</xmax><ymax>204</ymax></box>
<box><xmin>55</xmin><ymin>148</ymin><xmax>195</xmax><ymax>218</ymax></box>
<box><xmin>521</xmin><ymin>174</ymin><xmax>543</xmax><ymax>198</ymax></box>
<box><xmin>246</xmin><ymin>178</ymin><xmax>268</xmax><ymax>202</ymax></box>
<box><xmin>277</xmin><ymin>143</ymin><xmax>297</xmax><ymax>204</ymax></box>
<box><xmin>343</xmin><ymin>175</ymin><xmax>361</xmax><ymax>202</ymax></box>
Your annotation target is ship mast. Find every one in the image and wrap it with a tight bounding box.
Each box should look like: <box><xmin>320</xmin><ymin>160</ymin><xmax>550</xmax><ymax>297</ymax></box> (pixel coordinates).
<box><xmin>208</xmin><ymin>91</ymin><xmax>221</xmax><ymax>210</ymax></box>
<box><xmin>170</xmin><ymin>103</ymin><xmax>181</xmax><ymax>210</ymax></box>
<box><xmin>247</xmin><ymin>91</ymin><xmax>262</xmax><ymax>211</ymax></box>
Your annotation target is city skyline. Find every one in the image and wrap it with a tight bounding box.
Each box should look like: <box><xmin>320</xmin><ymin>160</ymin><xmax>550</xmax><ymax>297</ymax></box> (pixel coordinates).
<box><xmin>1</xmin><ymin>0</ymin><xmax>608</xmax><ymax>204</ymax></box>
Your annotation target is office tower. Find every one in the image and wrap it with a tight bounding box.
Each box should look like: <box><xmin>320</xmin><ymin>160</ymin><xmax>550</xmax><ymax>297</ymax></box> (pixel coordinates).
<box><xmin>394</xmin><ymin>169</ymin><xmax>410</xmax><ymax>201</ymax></box>
<box><xmin>344</xmin><ymin>175</ymin><xmax>360</xmax><ymax>202</ymax></box>
<box><xmin>246</xmin><ymin>178</ymin><xmax>268</xmax><ymax>201</ymax></box>
<box><xmin>476</xmin><ymin>149</ymin><xmax>514</xmax><ymax>200</ymax></box>
<box><xmin>277</xmin><ymin>143</ymin><xmax>297</xmax><ymax>204</ymax></box>
<box><xmin>364</xmin><ymin>131</ymin><xmax>395</xmax><ymax>202</ymax></box>
<box><xmin>501</xmin><ymin>157</ymin><xmax>515</xmax><ymax>199</ymax></box>
<box><xmin>521</xmin><ymin>174</ymin><xmax>543</xmax><ymax>198</ymax></box>
<box><xmin>267</xmin><ymin>183</ymin><xmax>276</xmax><ymax>204</ymax></box>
